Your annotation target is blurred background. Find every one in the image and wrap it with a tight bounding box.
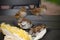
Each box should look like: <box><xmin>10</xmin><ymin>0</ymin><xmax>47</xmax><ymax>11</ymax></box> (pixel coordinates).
<box><xmin>0</xmin><ymin>0</ymin><xmax>60</xmax><ymax>15</ymax></box>
<box><xmin>41</xmin><ymin>0</ymin><xmax>60</xmax><ymax>15</ymax></box>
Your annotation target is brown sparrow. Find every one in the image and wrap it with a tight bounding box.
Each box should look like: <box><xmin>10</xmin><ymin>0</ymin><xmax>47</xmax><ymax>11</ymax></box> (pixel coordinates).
<box><xmin>18</xmin><ymin>18</ymin><xmax>32</xmax><ymax>29</ymax></box>
<box><xmin>15</xmin><ymin>6</ymin><xmax>27</xmax><ymax>19</ymax></box>
<box><xmin>30</xmin><ymin>5</ymin><xmax>47</xmax><ymax>16</ymax></box>
<box><xmin>29</xmin><ymin>24</ymin><xmax>47</xmax><ymax>40</ymax></box>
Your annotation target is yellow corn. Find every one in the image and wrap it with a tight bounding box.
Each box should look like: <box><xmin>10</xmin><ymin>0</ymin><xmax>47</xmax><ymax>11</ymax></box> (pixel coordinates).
<box><xmin>0</xmin><ymin>23</ymin><xmax>32</xmax><ymax>40</ymax></box>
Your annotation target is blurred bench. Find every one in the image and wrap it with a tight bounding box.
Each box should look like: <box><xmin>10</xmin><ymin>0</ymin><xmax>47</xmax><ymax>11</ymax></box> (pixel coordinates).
<box><xmin>0</xmin><ymin>0</ymin><xmax>41</xmax><ymax>16</ymax></box>
<box><xmin>0</xmin><ymin>0</ymin><xmax>40</xmax><ymax>9</ymax></box>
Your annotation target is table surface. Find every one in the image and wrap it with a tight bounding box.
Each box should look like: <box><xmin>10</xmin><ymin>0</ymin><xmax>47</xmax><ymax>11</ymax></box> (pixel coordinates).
<box><xmin>0</xmin><ymin>9</ymin><xmax>60</xmax><ymax>28</ymax></box>
<box><xmin>0</xmin><ymin>15</ymin><xmax>60</xmax><ymax>29</ymax></box>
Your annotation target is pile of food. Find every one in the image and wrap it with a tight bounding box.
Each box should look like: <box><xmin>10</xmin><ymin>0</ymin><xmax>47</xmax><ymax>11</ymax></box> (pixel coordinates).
<box><xmin>0</xmin><ymin>23</ymin><xmax>32</xmax><ymax>40</ymax></box>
